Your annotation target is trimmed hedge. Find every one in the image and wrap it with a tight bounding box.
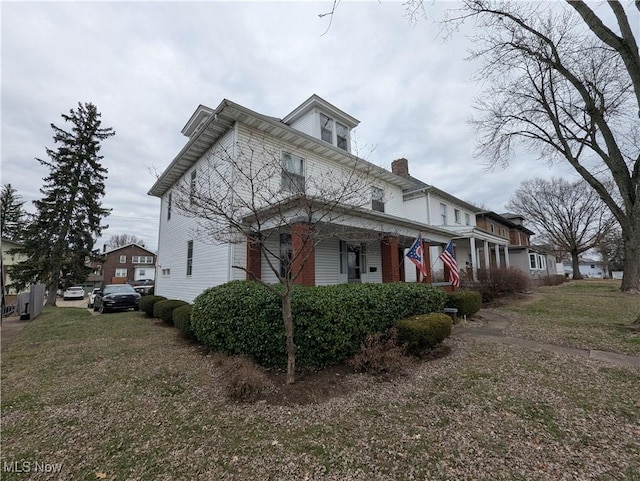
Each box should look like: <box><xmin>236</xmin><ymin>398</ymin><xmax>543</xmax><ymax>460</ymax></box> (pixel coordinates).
<box><xmin>446</xmin><ymin>290</ymin><xmax>482</xmax><ymax>317</ymax></box>
<box><xmin>154</xmin><ymin>299</ymin><xmax>189</xmax><ymax>324</ymax></box>
<box><xmin>140</xmin><ymin>295</ymin><xmax>167</xmax><ymax>317</ymax></box>
<box><xmin>190</xmin><ymin>280</ymin><xmax>447</xmax><ymax>369</ymax></box>
<box><xmin>173</xmin><ymin>304</ymin><xmax>193</xmax><ymax>338</ymax></box>
<box><xmin>395</xmin><ymin>313</ymin><xmax>452</xmax><ymax>355</ymax></box>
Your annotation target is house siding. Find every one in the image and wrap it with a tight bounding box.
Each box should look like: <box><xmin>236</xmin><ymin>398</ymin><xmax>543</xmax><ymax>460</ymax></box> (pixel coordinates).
<box><xmin>102</xmin><ymin>245</ymin><xmax>157</xmax><ymax>285</ymax></box>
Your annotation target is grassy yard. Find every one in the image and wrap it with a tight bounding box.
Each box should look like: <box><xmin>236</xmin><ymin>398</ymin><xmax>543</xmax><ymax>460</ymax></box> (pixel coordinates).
<box><xmin>1</xmin><ymin>282</ymin><xmax>639</xmax><ymax>480</ymax></box>
<box><xmin>502</xmin><ymin>279</ymin><xmax>640</xmax><ymax>355</ymax></box>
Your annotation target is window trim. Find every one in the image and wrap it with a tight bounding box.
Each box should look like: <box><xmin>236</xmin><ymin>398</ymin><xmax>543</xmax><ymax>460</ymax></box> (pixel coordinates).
<box><xmin>454</xmin><ymin>209</ymin><xmax>461</xmax><ymax>224</ymax></box>
<box><xmin>281</xmin><ymin>152</ymin><xmax>305</xmax><ymax>193</ymax></box>
<box><xmin>115</xmin><ymin>268</ymin><xmax>128</xmax><ymax>278</ymax></box>
<box><xmin>186</xmin><ymin>240</ymin><xmax>194</xmax><ymax>276</ymax></box>
<box><xmin>440</xmin><ymin>203</ymin><xmax>447</xmax><ymax>226</ymax></box>
<box><xmin>371</xmin><ymin>186</ymin><xmax>385</xmax><ymax>213</ymax></box>
<box><xmin>119</xmin><ymin>255</ymin><xmax>126</xmax><ymax>263</ymax></box>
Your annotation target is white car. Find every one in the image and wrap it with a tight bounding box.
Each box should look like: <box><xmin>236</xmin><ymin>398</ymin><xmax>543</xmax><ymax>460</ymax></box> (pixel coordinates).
<box><xmin>87</xmin><ymin>288</ymin><xmax>101</xmax><ymax>308</ymax></box>
<box><xmin>63</xmin><ymin>286</ymin><xmax>85</xmax><ymax>300</ymax></box>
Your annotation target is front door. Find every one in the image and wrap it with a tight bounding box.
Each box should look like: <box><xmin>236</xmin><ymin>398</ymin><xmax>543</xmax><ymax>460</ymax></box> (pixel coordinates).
<box><xmin>347</xmin><ymin>244</ymin><xmax>361</xmax><ymax>283</ymax></box>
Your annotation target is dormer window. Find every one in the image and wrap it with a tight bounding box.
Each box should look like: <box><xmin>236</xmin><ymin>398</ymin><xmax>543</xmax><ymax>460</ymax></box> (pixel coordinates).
<box><xmin>320</xmin><ymin>114</ymin><xmax>333</xmax><ymax>143</ymax></box>
<box><xmin>319</xmin><ymin>113</ymin><xmax>349</xmax><ymax>151</ymax></box>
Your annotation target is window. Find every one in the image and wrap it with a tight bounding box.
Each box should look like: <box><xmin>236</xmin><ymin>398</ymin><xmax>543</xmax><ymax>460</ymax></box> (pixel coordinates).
<box><xmin>186</xmin><ymin>240</ymin><xmax>193</xmax><ymax>276</ymax></box>
<box><xmin>132</xmin><ymin>256</ymin><xmax>154</xmax><ymax>264</ymax></box>
<box><xmin>339</xmin><ymin>240</ymin><xmax>347</xmax><ymax>274</ymax></box>
<box><xmin>320</xmin><ymin>113</ymin><xmax>333</xmax><ymax>143</ymax></box>
<box><xmin>280</xmin><ymin>233</ymin><xmax>292</xmax><ymax>278</ymax></box>
<box><xmin>371</xmin><ymin>187</ymin><xmax>384</xmax><ymax>213</ymax></box>
<box><xmin>189</xmin><ymin>170</ymin><xmax>197</xmax><ymax>205</ymax></box>
<box><xmin>162</xmin><ymin>268</ymin><xmax>171</xmax><ymax>276</ymax></box>
<box><xmin>139</xmin><ymin>269</ymin><xmax>146</xmax><ymax>277</ymax></box>
<box><xmin>529</xmin><ymin>253</ymin><xmax>546</xmax><ymax>270</ymax></box>
<box><xmin>167</xmin><ymin>192</ymin><xmax>172</xmax><ymax>220</ymax></box>
<box><xmin>440</xmin><ymin>204</ymin><xmax>447</xmax><ymax>225</ymax></box>
<box><xmin>464</xmin><ymin>213</ymin><xmax>470</xmax><ymax>226</ymax></box>
<box><xmin>454</xmin><ymin>209</ymin><xmax>461</xmax><ymax>224</ymax></box>
<box><xmin>529</xmin><ymin>254</ymin><xmax>537</xmax><ymax>269</ymax></box>
<box><xmin>119</xmin><ymin>255</ymin><xmax>126</xmax><ymax>263</ymax></box>
<box><xmin>115</xmin><ymin>268</ymin><xmax>127</xmax><ymax>277</ymax></box>
<box><xmin>490</xmin><ymin>223</ymin><xmax>495</xmax><ymax>233</ymax></box>
<box><xmin>336</xmin><ymin>122</ymin><xmax>348</xmax><ymax>150</ymax></box>
<box><xmin>281</xmin><ymin>152</ymin><xmax>305</xmax><ymax>193</ymax></box>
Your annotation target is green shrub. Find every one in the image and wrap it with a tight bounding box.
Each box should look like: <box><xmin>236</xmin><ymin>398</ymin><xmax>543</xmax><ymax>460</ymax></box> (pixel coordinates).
<box><xmin>191</xmin><ymin>280</ymin><xmax>447</xmax><ymax>369</ymax></box>
<box><xmin>172</xmin><ymin>304</ymin><xmax>193</xmax><ymax>338</ymax></box>
<box><xmin>395</xmin><ymin>313</ymin><xmax>452</xmax><ymax>355</ymax></box>
<box><xmin>154</xmin><ymin>299</ymin><xmax>189</xmax><ymax>324</ymax></box>
<box><xmin>446</xmin><ymin>290</ymin><xmax>482</xmax><ymax>317</ymax></box>
<box><xmin>140</xmin><ymin>295</ymin><xmax>167</xmax><ymax>317</ymax></box>
<box><xmin>148</xmin><ymin>286</ymin><xmax>155</xmax><ymax>296</ymax></box>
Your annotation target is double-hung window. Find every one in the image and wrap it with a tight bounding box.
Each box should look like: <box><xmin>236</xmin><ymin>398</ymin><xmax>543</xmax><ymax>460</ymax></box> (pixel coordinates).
<box><xmin>371</xmin><ymin>187</ymin><xmax>385</xmax><ymax>213</ymax></box>
<box><xmin>281</xmin><ymin>152</ymin><xmax>305</xmax><ymax>193</ymax></box>
<box><xmin>440</xmin><ymin>204</ymin><xmax>447</xmax><ymax>225</ymax></box>
<box><xmin>115</xmin><ymin>268</ymin><xmax>127</xmax><ymax>277</ymax></box>
<box><xmin>119</xmin><ymin>255</ymin><xmax>126</xmax><ymax>263</ymax></box>
<box><xmin>464</xmin><ymin>213</ymin><xmax>471</xmax><ymax>225</ymax></box>
<box><xmin>320</xmin><ymin>114</ymin><xmax>333</xmax><ymax>143</ymax></box>
<box><xmin>186</xmin><ymin>240</ymin><xmax>194</xmax><ymax>276</ymax></box>
<box><xmin>454</xmin><ymin>209</ymin><xmax>461</xmax><ymax>224</ymax></box>
<box><xmin>336</xmin><ymin>122</ymin><xmax>348</xmax><ymax>150</ymax></box>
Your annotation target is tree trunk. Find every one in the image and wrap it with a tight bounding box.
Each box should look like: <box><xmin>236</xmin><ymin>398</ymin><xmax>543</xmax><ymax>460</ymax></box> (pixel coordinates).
<box><xmin>45</xmin><ymin>270</ymin><xmax>59</xmax><ymax>306</ymax></box>
<box><xmin>620</xmin><ymin>220</ymin><xmax>640</xmax><ymax>294</ymax></box>
<box><xmin>571</xmin><ymin>251</ymin><xmax>583</xmax><ymax>280</ymax></box>
<box><xmin>282</xmin><ymin>290</ymin><xmax>296</xmax><ymax>384</ymax></box>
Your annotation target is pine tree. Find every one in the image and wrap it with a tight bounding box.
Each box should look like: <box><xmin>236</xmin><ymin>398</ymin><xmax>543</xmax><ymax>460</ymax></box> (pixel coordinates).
<box><xmin>9</xmin><ymin>103</ymin><xmax>115</xmax><ymax>304</ymax></box>
<box><xmin>0</xmin><ymin>183</ymin><xmax>27</xmax><ymax>240</ymax></box>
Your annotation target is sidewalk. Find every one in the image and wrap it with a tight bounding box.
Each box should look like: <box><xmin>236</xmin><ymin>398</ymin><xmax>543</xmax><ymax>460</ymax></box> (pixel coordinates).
<box><xmin>454</xmin><ymin>309</ymin><xmax>640</xmax><ymax>369</ymax></box>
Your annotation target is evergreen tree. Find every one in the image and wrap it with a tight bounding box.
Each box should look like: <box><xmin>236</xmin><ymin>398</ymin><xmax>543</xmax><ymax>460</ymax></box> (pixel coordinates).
<box><xmin>9</xmin><ymin>103</ymin><xmax>114</xmax><ymax>304</ymax></box>
<box><xmin>1</xmin><ymin>183</ymin><xmax>27</xmax><ymax>240</ymax></box>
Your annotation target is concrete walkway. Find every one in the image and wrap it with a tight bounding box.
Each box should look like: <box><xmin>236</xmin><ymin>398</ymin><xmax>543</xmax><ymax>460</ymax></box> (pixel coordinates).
<box><xmin>454</xmin><ymin>309</ymin><xmax>640</xmax><ymax>369</ymax></box>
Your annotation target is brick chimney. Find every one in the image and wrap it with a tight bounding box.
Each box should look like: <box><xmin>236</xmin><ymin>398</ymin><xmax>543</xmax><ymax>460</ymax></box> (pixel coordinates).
<box><xmin>391</xmin><ymin>158</ymin><xmax>409</xmax><ymax>178</ymax></box>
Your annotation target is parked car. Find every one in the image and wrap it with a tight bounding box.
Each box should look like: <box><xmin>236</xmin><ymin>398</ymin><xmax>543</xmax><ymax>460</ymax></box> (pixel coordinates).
<box><xmin>87</xmin><ymin>288</ymin><xmax>101</xmax><ymax>308</ymax></box>
<box><xmin>133</xmin><ymin>285</ymin><xmax>153</xmax><ymax>296</ymax></box>
<box><xmin>93</xmin><ymin>284</ymin><xmax>141</xmax><ymax>314</ymax></box>
<box><xmin>63</xmin><ymin>286</ymin><xmax>85</xmax><ymax>300</ymax></box>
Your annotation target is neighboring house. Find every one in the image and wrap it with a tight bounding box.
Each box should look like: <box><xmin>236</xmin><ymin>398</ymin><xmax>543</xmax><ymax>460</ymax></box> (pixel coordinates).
<box><xmin>563</xmin><ymin>258</ymin><xmax>609</xmax><ymax>279</ymax></box>
<box><xmin>101</xmin><ymin>244</ymin><xmax>157</xmax><ymax>285</ymax></box>
<box><xmin>149</xmin><ymin>95</ymin><xmax>457</xmax><ymax>302</ymax></box>
<box><xmin>1</xmin><ymin>237</ymin><xmax>28</xmax><ymax>296</ymax></box>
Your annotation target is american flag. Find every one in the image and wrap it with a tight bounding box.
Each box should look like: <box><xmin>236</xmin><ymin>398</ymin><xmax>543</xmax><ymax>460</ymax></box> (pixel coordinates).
<box><xmin>439</xmin><ymin>242</ymin><xmax>460</xmax><ymax>288</ymax></box>
<box><xmin>406</xmin><ymin>235</ymin><xmax>428</xmax><ymax>280</ymax></box>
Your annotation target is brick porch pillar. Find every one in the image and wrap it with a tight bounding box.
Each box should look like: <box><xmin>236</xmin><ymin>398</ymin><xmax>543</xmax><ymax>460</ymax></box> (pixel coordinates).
<box><xmin>422</xmin><ymin>240</ymin><xmax>432</xmax><ymax>284</ymax></box>
<box><xmin>246</xmin><ymin>234</ymin><xmax>262</xmax><ymax>281</ymax></box>
<box><xmin>291</xmin><ymin>222</ymin><xmax>315</xmax><ymax>286</ymax></box>
<box><xmin>381</xmin><ymin>236</ymin><xmax>400</xmax><ymax>283</ymax></box>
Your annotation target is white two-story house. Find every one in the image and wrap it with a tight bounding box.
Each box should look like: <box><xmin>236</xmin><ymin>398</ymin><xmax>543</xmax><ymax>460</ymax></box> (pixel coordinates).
<box><xmin>149</xmin><ymin>95</ymin><xmax>456</xmax><ymax>302</ymax></box>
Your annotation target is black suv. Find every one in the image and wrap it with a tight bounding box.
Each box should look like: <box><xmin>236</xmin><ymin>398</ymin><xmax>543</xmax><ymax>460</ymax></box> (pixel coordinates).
<box><xmin>93</xmin><ymin>284</ymin><xmax>141</xmax><ymax>314</ymax></box>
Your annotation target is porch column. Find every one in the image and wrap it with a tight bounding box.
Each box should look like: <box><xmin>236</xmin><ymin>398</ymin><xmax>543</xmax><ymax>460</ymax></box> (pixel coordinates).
<box><xmin>470</xmin><ymin>236</ymin><xmax>478</xmax><ymax>281</ymax></box>
<box><xmin>245</xmin><ymin>234</ymin><xmax>262</xmax><ymax>281</ymax></box>
<box><xmin>483</xmin><ymin>240</ymin><xmax>490</xmax><ymax>269</ymax></box>
<box><xmin>381</xmin><ymin>236</ymin><xmax>400</xmax><ymax>283</ymax></box>
<box><xmin>495</xmin><ymin>244</ymin><xmax>501</xmax><ymax>268</ymax></box>
<box><xmin>504</xmin><ymin>245</ymin><xmax>510</xmax><ymax>267</ymax></box>
<box><xmin>291</xmin><ymin>222</ymin><xmax>315</xmax><ymax>286</ymax></box>
<box><xmin>422</xmin><ymin>240</ymin><xmax>432</xmax><ymax>284</ymax></box>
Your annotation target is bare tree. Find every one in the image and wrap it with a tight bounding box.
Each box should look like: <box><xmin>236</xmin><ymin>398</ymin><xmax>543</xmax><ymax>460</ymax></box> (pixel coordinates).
<box><xmin>105</xmin><ymin>233</ymin><xmax>146</xmax><ymax>250</ymax></box>
<box><xmin>173</xmin><ymin>131</ymin><xmax>388</xmax><ymax>384</ymax></box>
<box><xmin>405</xmin><ymin>0</ymin><xmax>639</xmax><ymax>293</ymax></box>
<box><xmin>507</xmin><ymin>177</ymin><xmax>615</xmax><ymax>279</ymax></box>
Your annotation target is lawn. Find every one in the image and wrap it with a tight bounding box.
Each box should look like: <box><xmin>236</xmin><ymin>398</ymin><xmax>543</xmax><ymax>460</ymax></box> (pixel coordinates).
<box><xmin>502</xmin><ymin>279</ymin><xmax>640</xmax><ymax>355</ymax></box>
<box><xmin>1</xmin><ymin>282</ymin><xmax>639</xmax><ymax>480</ymax></box>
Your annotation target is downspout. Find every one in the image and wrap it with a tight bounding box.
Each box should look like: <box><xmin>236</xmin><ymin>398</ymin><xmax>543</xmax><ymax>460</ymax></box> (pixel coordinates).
<box><xmin>425</xmin><ymin>191</ymin><xmax>431</xmax><ymax>224</ymax></box>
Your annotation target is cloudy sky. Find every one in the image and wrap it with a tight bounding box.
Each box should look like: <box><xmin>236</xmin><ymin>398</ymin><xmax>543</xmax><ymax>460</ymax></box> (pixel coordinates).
<box><xmin>2</xmin><ymin>0</ymin><xmax>580</xmax><ymax>252</ymax></box>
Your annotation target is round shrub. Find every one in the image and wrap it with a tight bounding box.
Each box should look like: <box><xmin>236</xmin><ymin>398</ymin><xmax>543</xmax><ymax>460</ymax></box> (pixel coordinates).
<box><xmin>395</xmin><ymin>313</ymin><xmax>452</xmax><ymax>355</ymax></box>
<box><xmin>446</xmin><ymin>290</ymin><xmax>482</xmax><ymax>317</ymax></box>
<box><xmin>154</xmin><ymin>299</ymin><xmax>189</xmax><ymax>324</ymax></box>
<box><xmin>172</xmin><ymin>304</ymin><xmax>193</xmax><ymax>338</ymax></box>
<box><xmin>140</xmin><ymin>295</ymin><xmax>167</xmax><ymax>317</ymax></box>
<box><xmin>191</xmin><ymin>280</ymin><xmax>448</xmax><ymax>370</ymax></box>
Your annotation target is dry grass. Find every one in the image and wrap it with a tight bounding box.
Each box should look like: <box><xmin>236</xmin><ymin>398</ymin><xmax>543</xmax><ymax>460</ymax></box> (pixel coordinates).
<box><xmin>1</xmin><ymin>282</ymin><xmax>639</xmax><ymax>480</ymax></box>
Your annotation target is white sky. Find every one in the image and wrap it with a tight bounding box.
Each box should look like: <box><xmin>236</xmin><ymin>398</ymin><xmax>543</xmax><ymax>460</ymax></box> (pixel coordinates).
<box><xmin>1</xmin><ymin>0</ymin><xmax>580</xmax><ymax>253</ymax></box>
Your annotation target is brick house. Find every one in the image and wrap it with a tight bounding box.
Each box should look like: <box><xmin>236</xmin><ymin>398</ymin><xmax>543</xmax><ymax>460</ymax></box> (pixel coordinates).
<box><xmin>102</xmin><ymin>244</ymin><xmax>157</xmax><ymax>285</ymax></box>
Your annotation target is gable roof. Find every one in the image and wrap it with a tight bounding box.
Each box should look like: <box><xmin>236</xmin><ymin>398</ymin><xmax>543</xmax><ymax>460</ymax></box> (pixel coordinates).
<box><xmin>148</xmin><ymin>97</ymin><xmax>414</xmax><ymax>198</ymax></box>
<box><xmin>104</xmin><ymin>243</ymin><xmax>156</xmax><ymax>256</ymax></box>
<box><xmin>282</xmin><ymin>94</ymin><xmax>360</xmax><ymax>129</ymax></box>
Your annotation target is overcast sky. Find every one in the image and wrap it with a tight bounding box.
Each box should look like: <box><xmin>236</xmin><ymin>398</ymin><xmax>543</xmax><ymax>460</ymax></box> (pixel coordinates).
<box><xmin>1</xmin><ymin>1</ymin><xmax>582</xmax><ymax>253</ymax></box>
